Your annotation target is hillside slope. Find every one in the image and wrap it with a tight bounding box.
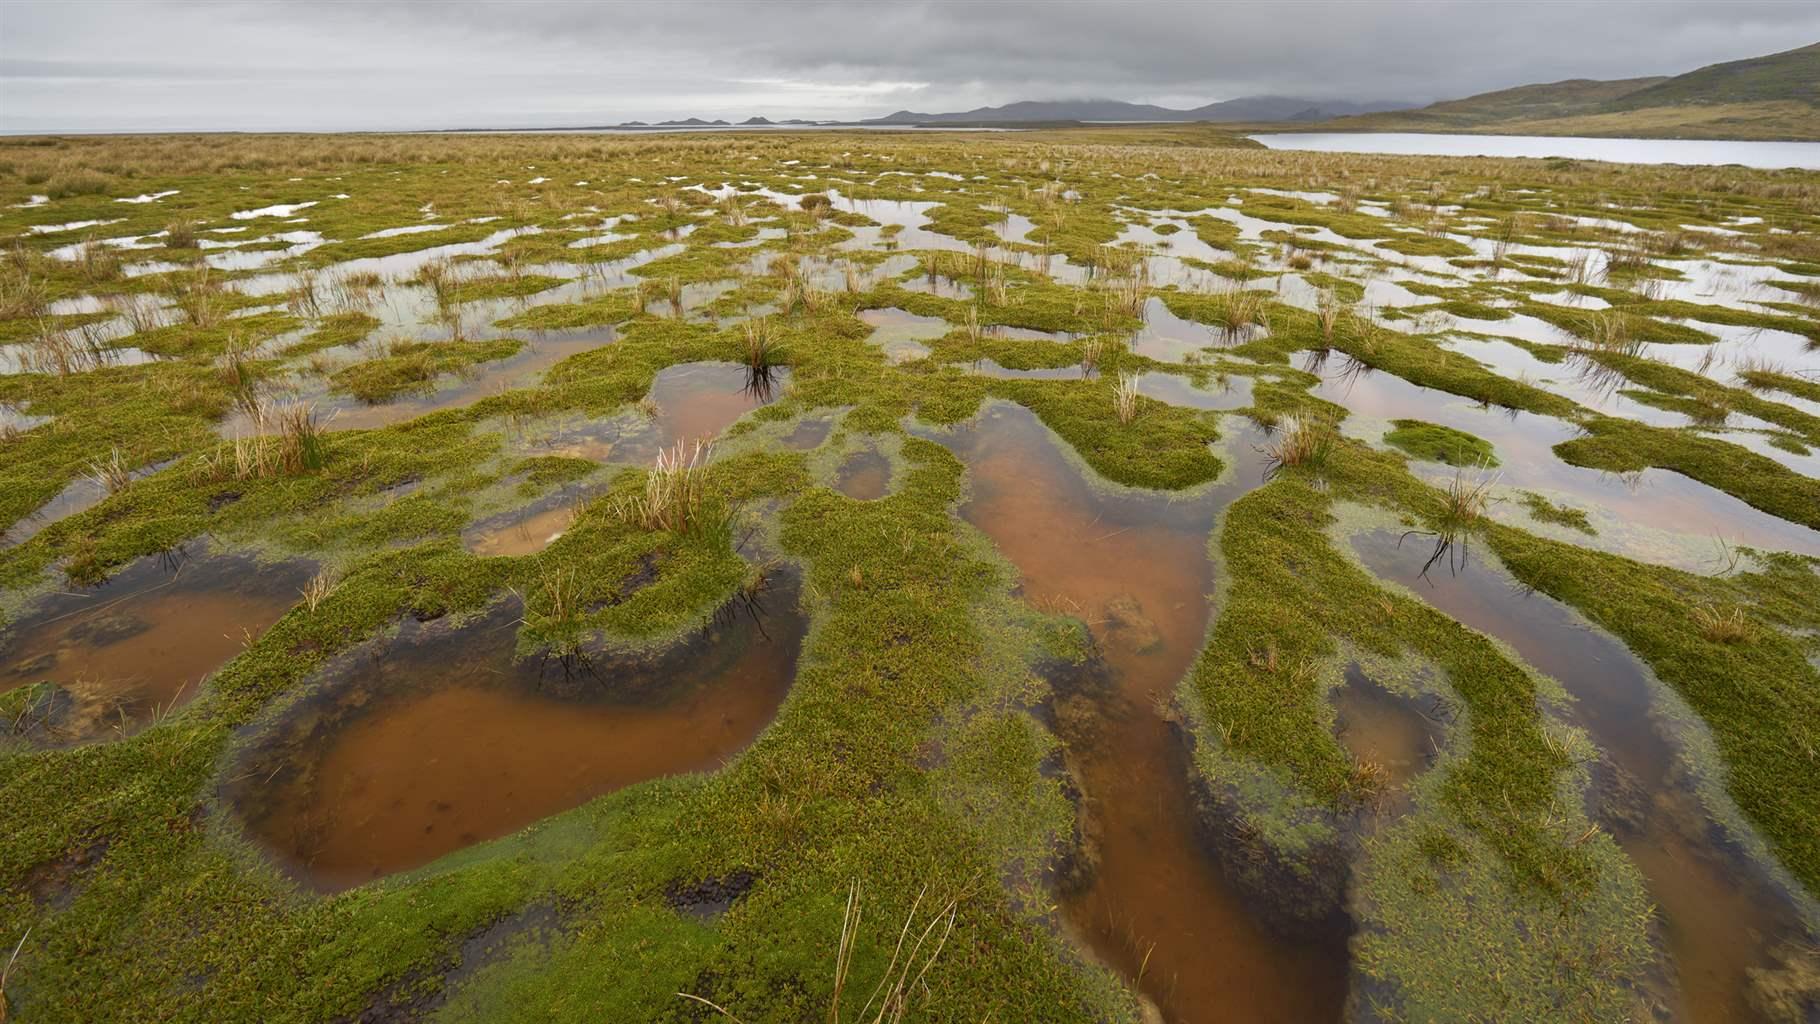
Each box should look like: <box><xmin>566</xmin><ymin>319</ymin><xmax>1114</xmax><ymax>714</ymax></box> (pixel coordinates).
<box><xmin>1318</xmin><ymin>43</ymin><xmax>1820</xmax><ymax>140</ymax></box>
<box><xmin>1605</xmin><ymin>41</ymin><xmax>1819</xmax><ymax>110</ymax></box>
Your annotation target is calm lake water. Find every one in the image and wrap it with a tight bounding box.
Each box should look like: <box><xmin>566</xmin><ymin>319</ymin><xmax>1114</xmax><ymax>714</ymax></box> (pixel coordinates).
<box><xmin>1250</xmin><ymin>132</ymin><xmax>1820</xmax><ymax>169</ymax></box>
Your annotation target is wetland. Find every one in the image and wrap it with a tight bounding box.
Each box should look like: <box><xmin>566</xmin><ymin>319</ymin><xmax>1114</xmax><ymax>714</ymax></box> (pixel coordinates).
<box><xmin>1</xmin><ymin>125</ymin><xmax>1818</xmax><ymax>1023</ymax></box>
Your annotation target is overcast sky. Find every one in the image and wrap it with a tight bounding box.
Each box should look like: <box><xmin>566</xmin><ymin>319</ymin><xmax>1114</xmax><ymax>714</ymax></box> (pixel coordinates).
<box><xmin>3</xmin><ymin>1</ymin><xmax>1817</xmax><ymax>132</ymax></box>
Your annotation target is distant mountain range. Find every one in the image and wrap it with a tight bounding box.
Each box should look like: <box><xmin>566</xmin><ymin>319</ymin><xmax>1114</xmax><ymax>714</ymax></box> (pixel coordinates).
<box><xmin>583</xmin><ymin>42</ymin><xmax>1819</xmax><ymax>141</ymax></box>
<box><xmin>861</xmin><ymin>96</ymin><xmax>1413</xmax><ymax>125</ymax></box>
<box><xmin>1320</xmin><ymin>42</ymin><xmax>1820</xmax><ymax>140</ymax></box>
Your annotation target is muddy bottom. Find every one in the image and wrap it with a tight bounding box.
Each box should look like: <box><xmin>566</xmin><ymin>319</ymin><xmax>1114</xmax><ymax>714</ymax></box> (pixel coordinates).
<box><xmin>608</xmin><ymin>361</ymin><xmax>790</xmax><ymax>464</ymax></box>
<box><xmin>834</xmin><ymin>451</ymin><xmax>891</xmax><ymax>500</ymax></box>
<box><xmin>225</xmin><ymin>327</ymin><xmax>619</xmax><ymax>436</ymax></box>
<box><xmin>1</xmin><ymin>547</ymin><xmax>313</xmax><ymax>741</ymax></box>
<box><xmin>2</xmin><ymin>458</ymin><xmax>176</xmax><ymax>549</ymax></box>
<box><xmin>1350</xmin><ymin>529</ymin><xmax>1814</xmax><ymax>1022</ymax></box>
<box><xmin>1134</xmin><ymin>371</ymin><xmax>1254</xmax><ymax>412</ymax></box>
<box><xmin>857</xmin><ymin>306</ymin><xmax>947</xmax><ymax>363</ymax></box>
<box><xmin>781</xmin><ymin>418</ymin><xmax>831</xmax><ymax>450</ymax></box>
<box><xmin>229</xmin><ymin>573</ymin><xmax>806</xmax><ymax>891</ymax></box>
<box><xmin>925</xmin><ymin>402</ymin><xmax>1347</xmax><ymax>1023</ymax></box>
<box><xmin>1331</xmin><ymin>666</ymin><xmax>1444</xmax><ymax>811</ymax></box>
<box><xmin>957</xmin><ymin>358</ymin><xmax>1091</xmax><ymax>381</ymax></box>
<box><xmin>463</xmin><ymin>495</ymin><xmax>586</xmax><ymax>558</ymax></box>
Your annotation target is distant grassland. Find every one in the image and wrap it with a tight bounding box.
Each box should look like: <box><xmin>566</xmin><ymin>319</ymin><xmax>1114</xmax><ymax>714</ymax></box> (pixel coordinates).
<box><xmin>1299</xmin><ymin>100</ymin><xmax>1820</xmax><ymax>142</ymax></box>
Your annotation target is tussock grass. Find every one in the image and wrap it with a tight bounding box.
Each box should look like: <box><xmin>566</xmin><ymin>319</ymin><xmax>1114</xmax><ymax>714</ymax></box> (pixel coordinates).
<box><xmin>85</xmin><ymin>446</ymin><xmax>132</xmax><ymax>494</ymax></box>
<box><xmin>1690</xmin><ymin>602</ymin><xmax>1752</xmax><ymax>644</ymax></box>
<box><xmin>1261</xmin><ymin>414</ymin><xmax>1337</xmax><ymax>478</ymax></box>
<box><xmin>199</xmin><ymin>400</ymin><xmax>327</xmax><ymax>482</ymax></box>
<box><xmin>21</xmin><ymin>319</ymin><xmax>110</xmax><ymax>375</ymax></box>
<box><xmin>300</xmin><ymin>567</ymin><xmax>339</xmax><ymax>613</ymax></box>
<box><xmin>108</xmin><ymin>292</ymin><xmax>164</xmax><ymax>335</ymax></box>
<box><xmin>618</xmin><ymin>439</ymin><xmax>714</xmax><ymax>534</ymax></box>
<box><xmin>1113</xmin><ymin>372</ymin><xmax>1140</xmax><ymax>425</ymax></box>
<box><xmin>742</xmin><ymin>316</ymin><xmax>782</xmax><ymax>372</ymax></box>
<box><xmin>163</xmin><ymin>219</ymin><xmax>198</xmax><ymax>249</ymax></box>
<box><xmin>167</xmin><ymin>267</ymin><xmax>226</xmax><ymax>328</ymax></box>
<box><xmin>1403</xmin><ymin>463</ymin><xmax>1501</xmax><ymax>576</ymax></box>
<box><xmin>0</xmin><ymin>248</ymin><xmax>50</xmax><ymax>322</ymax></box>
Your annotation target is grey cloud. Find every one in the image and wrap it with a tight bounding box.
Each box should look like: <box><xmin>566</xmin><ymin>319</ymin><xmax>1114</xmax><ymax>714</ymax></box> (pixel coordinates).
<box><xmin>4</xmin><ymin>0</ymin><xmax>1817</xmax><ymax>131</ymax></box>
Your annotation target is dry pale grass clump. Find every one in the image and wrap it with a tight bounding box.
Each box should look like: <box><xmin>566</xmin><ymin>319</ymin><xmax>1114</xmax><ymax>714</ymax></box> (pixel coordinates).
<box><xmin>72</xmin><ymin>240</ymin><xmax>122</xmax><ymax>284</ymax></box>
<box><xmin>983</xmin><ymin>261</ymin><xmax>1010</xmax><ymax>306</ymax></box>
<box><xmin>1437</xmin><ymin>465</ymin><xmax>1498</xmax><ymax>532</ymax></box>
<box><xmin>1402</xmin><ymin>463</ymin><xmax>1501</xmax><ymax>577</ymax></box>
<box><xmin>417</xmin><ymin>257</ymin><xmax>467</xmax><ymax>332</ymax></box>
<box><xmin>108</xmin><ymin>292</ymin><xmax>165</xmax><ymax>335</ymax></box>
<box><xmin>1213</xmin><ymin>285</ymin><xmax>1269</xmax><ymax>344</ymax></box>
<box><xmin>167</xmin><ymin>267</ymin><xmax>226</xmax><ymax>328</ymax></box>
<box><xmin>1113</xmin><ymin>372</ymin><xmax>1140</xmax><ymax>425</ymax></box>
<box><xmin>164</xmin><ymin>219</ymin><xmax>199</xmax><ymax>249</ymax></box>
<box><xmin>1316</xmin><ymin>289</ymin><xmax>1347</xmax><ymax>348</ymax></box>
<box><xmin>22</xmin><ymin>320</ymin><xmax>111</xmax><ymax>375</ymax></box>
<box><xmin>1079</xmin><ymin>336</ymin><xmax>1105</xmax><ymax>376</ymax></box>
<box><xmin>300</xmin><ymin>567</ymin><xmax>340</xmax><ymax>613</ymax></box>
<box><xmin>619</xmin><ymin>439</ymin><xmax>713</xmax><ymax>534</ymax></box>
<box><xmin>197</xmin><ymin>400</ymin><xmax>328</xmax><ymax>482</ymax></box>
<box><xmin>286</xmin><ymin>267</ymin><xmax>324</xmax><ymax>318</ymax></box>
<box><xmin>0</xmin><ymin>248</ymin><xmax>51</xmax><ymax>322</ymax></box>
<box><xmin>85</xmin><ymin>446</ymin><xmax>133</xmax><ymax>494</ymax></box>
<box><xmin>1261</xmin><ymin>415</ymin><xmax>1337</xmax><ymax>477</ymax></box>
<box><xmin>1691</xmin><ymin>603</ymin><xmax>1752</xmax><ymax>644</ymax></box>
<box><xmin>1602</xmin><ymin>247</ymin><xmax>1652</xmax><ymax>280</ymax></box>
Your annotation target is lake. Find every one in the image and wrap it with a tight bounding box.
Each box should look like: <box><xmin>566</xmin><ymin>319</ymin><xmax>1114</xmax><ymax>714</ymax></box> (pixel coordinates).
<box><xmin>1250</xmin><ymin>131</ymin><xmax>1820</xmax><ymax>169</ymax></box>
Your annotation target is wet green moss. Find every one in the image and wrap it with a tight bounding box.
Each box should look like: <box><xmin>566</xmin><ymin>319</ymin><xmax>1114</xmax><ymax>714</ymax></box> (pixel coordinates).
<box><xmin>1383</xmin><ymin>419</ymin><xmax>1499</xmax><ymax>467</ymax></box>
<box><xmin>1518</xmin><ymin>303</ymin><xmax>1716</xmax><ymax>345</ymax></box>
<box><xmin>1486</xmin><ymin>524</ymin><xmax>1820</xmax><ymax>890</ymax></box>
<box><xmin>124</xmin><ymin>310</ymin><xmax>301</xmax><ymax>358</ymax></box>
<box><xmin>4</xmin><ymin>124</ymin><xmax>1820</xmax><ymax>1024</ymax></box>
<box><xmin>988</xmin><ymin>377</ymin><xmax>1222</xmax><ymax>490</ymax></box>
<box><xmin>495</xmin><ymin>291</ymin><xmax>638</xmax><ymax>332</ymax></box>
<box><xmin>1554</xmin><ymin>417</ymin><xmax>1820</xmax><ymax>529</ymax></box>
<box><xmin>1740</xmin><ymin>367</ymin><xmax>1820</xmax><ymax>405</ymax></box>
<box><xmin>441</xmin><ymin>274</ymin><xmax>568</xmax><ymax>305</ymax></box>
<box><xmin>329</xmin><ymin>339</ymin><xmax>524</xmax><ymax>403</ymax></box>
<box><xmin>1518</xmin><ymin>492</ymin><xmax>1596</xmax><ymax>534</ymax></box>
<box><xmin>282</xmin><ymin>311</ymin><xmax>380</xmax><ymax>357</ymax></box>
<box><xmin>1379</xmin><ymin>235</ymin><xmax>1475</xmax><ymax>259</ymax></box>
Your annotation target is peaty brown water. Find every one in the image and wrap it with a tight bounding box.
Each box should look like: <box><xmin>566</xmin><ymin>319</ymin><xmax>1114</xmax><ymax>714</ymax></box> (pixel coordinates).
<box><xmin>1331</xmin><ymin>665</ymin><xmax>1445</xmax><ymax>816</ymax></box>
<box><xmin>834</xmin><ymin>451</ymin><xmax>892</xmax><ymax>500</ymax></box>
<box><xmin>1</xmin><ymin>547</ymin><xmax>312</xmax><ymax>742</ymax></box>
<box><xmin>463</xmin><ymin>500</ymin><xmax>584</xmax><ymax>558</ymax></box>
<box><xmin>926</xmin><ymin>402</ymin><xmax>1348</xmax><ymax>1023</ymax></box>
<box><xmin>229</xmin><ymin>572</ymin><xmax>805</xmax><ymax>891</ymax></box>
<box><xmin>1351</xmin><ymin>530</ymin><xmax>1814</xmax><ymax>1022</ymax></box>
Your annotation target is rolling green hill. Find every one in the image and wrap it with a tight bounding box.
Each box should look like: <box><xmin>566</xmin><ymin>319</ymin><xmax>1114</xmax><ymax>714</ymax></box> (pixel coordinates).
<box><xmin>1318</xmin><ymin>42</ymin><xmax>1820</xmax><ymax>140</ymax></box>
<box><xmin>1417</xmin><ymin>76</ymin><xmax>1668</xmax><ymax>123</ymax></box>
<box><xmin>1604</xmin><ymin>41</ymin><xmax>1819</xmax><ymax>109</ymax></box>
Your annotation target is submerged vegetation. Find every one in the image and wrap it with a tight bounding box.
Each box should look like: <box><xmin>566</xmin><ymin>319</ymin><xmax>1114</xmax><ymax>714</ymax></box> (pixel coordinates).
<box><xmin>0</xmin><ymin>125</ymin><xmax>1818</xmax><ymax>1024</ymax></box>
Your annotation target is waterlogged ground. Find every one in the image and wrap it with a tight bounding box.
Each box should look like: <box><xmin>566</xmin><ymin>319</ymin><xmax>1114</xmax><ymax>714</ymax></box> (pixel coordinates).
<box><xmin>2</xmin><ymin>127</ymin><xmax>1819</xmax><ymax>1023</ymax></box>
